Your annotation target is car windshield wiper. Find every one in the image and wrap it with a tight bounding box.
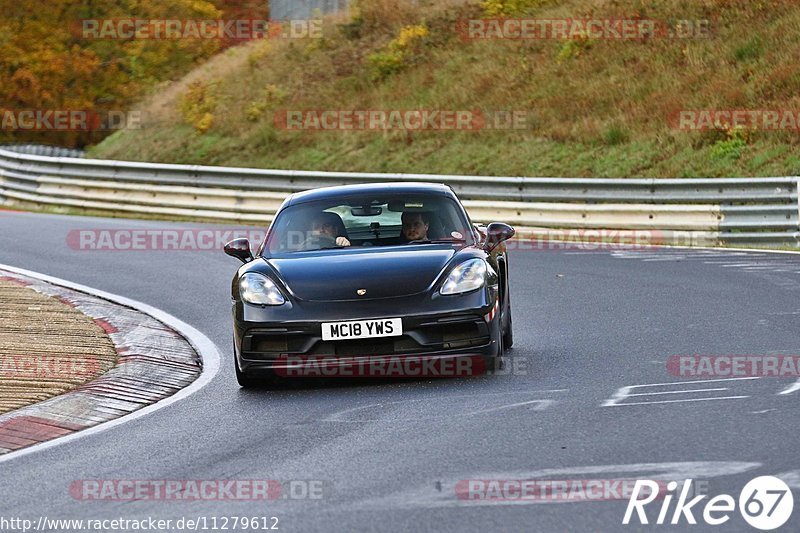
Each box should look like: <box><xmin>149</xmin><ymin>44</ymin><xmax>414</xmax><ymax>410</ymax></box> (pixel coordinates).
<box><xmin>407</xmin><ymin>239</ymin><xmax>467</xmax><ymax>245</ymax></box>
<box><xmin>284</xmin><ymin>246</ymin><xmax>344</xmax><ymax>253</ymax></box>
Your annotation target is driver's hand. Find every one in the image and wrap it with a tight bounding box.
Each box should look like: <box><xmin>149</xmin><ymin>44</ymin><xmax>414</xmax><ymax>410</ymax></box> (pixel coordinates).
<box><xmin>336</xmin><ymin>237</ymin><xmax>351</xmax><ymax>247</ymax></box>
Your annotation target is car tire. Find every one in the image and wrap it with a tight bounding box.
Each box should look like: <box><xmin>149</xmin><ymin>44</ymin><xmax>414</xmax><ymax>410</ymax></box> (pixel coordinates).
<box><xmin>482</xmin><ymin>313</ymin><xmax>504</xmax><ymax>375</ymax></box>
<box><xmin>502</xmin><ymin>308</ymin><xmax>514</xmax><ymax>349</ymax></box>
<box><xmin>501</xmin><ymin>270</ymin><xmax>514</xmax><ymax>349</ymax></box>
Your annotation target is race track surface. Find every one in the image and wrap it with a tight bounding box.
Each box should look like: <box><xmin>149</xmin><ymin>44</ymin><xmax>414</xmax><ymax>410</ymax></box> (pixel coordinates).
<box><xmin>1</xmin><ymin>211</ymin><xmax>798</xmax><ymax>532</ymax></box>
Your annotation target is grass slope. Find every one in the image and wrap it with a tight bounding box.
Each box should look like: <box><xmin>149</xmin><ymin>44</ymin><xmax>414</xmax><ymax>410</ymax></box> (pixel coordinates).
<box><xmin>90</xmin><ymin>0</ymin><xmax>800</xmax><ymax>178</ymax></box>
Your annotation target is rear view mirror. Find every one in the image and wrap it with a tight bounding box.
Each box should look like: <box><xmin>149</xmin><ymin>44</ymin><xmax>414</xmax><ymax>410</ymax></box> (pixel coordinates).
<box><xmin>351</xmin><ymin>206</ymin><xmax>383</xmax><ymax>216</ymax></box>
<box><xmin>224</xmin><ymin>238</ymin><xmax>254</xmax><ymax>263</ymax></box>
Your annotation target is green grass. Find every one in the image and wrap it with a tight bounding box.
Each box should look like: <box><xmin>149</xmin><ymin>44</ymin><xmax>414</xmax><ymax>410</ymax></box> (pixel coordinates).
<box><xmin>89</xmin><ymin>0</ymin><xmax>800</xmax><ymax>178</ymax></box>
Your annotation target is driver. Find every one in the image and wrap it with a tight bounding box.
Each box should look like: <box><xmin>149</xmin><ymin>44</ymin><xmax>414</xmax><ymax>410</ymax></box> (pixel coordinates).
<box><xmin>307</xmin><ymin>212</ymin><xmax>351</xmax><ymax>248</ymax></box>
<box><xmin>401</xmin><ymin>211</ymin><xmax>430</xmax><ymax>242</ymax></box>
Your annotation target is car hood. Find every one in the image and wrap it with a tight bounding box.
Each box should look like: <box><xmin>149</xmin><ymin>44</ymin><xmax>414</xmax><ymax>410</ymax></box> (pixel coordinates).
<box><xmin>267</xmin><ymin>246</ymin><xmax>458</xmax><ymax>301</ymax></box>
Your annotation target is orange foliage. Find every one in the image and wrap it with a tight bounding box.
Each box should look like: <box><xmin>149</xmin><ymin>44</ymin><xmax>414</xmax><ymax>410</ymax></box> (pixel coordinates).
<box><xmin>0</xmin><ymin>0</ymin><xmax>266</xmax><ymax>147</ymax></box>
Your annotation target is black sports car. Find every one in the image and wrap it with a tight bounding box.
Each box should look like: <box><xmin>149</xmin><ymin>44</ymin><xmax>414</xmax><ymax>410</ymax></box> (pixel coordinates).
<box><xmin>224</xmin><ymin>182</ymin><xmax>515</xmax><ymax>387</ymax></box>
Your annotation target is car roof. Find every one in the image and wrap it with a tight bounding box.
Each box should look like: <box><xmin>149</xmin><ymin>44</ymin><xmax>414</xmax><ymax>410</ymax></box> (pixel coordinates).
<box><xmin>284</xmin><ymin>182</ymin><xmax>455</xmax><ymax>206</ymax></box>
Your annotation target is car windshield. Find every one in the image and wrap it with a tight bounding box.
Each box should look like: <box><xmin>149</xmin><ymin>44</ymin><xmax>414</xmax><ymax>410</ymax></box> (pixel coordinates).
<box><xmin>262</xmin><ymin>193</ymin><xmax>475</xmax><ymax>257</ymax></box>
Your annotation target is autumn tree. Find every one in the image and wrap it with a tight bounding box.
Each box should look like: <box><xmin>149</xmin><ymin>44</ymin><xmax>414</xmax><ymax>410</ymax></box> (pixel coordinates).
<box><xmin>0</xmin><ymin>0</ymin><xmax>260</xmax><ymax>147</ymax></box>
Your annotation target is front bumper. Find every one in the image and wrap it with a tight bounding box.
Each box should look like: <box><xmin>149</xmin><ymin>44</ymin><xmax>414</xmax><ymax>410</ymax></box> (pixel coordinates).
<box><xmin>233</xmin><ymin>289</ymin><xmax>500</xmax><ymax>374</ymax></box>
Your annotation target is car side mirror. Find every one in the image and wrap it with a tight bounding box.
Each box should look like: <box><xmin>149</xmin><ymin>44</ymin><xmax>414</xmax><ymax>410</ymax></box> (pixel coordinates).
<box><xmin>484</xmin><ymin>222</ymin><xmax>515</xmax><ymax>251</ymax></box>
<box><xmin>224</xmin><ymin>238</ymin><xmax>254</xmax><ymax>263</ymax></box>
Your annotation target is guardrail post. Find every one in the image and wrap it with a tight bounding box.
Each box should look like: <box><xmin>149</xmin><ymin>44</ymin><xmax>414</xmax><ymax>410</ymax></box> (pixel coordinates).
<box><xmin>796</xmin><ymin>178</ymin><xmax>800</xmax><ymax>245</ymax></box>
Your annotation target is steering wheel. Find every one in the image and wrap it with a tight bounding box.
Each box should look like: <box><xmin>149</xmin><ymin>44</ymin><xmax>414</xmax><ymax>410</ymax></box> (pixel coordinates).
<box><xmin>300</xmin><ymin>233</ymin><xmax>337</xmax><ymax>250</ymax></box>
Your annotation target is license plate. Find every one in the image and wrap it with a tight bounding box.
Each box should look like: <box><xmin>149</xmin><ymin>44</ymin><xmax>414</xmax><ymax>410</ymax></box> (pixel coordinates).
<box><xmin>321</xmin><ymin>318</ymin><xmax>403</xmax><ymax>341</ymax></box>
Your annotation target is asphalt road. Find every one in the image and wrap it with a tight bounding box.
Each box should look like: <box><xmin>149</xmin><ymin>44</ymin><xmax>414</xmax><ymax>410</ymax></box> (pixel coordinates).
<box><xmin>1</xmin><ymin>210</ymin><xmax>798</xmax><ymax>532</ymax></box>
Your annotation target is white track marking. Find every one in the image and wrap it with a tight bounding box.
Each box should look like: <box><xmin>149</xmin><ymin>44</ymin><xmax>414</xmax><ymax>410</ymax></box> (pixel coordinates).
<box><xmin>717</xmin><ymin>262</ymin><xmax>769</xmax><ymax>268</ymax></box>
<box><xmin>657</xmin><ymin>245</ymin><xmax>800</xmax><ymax>256</ymax></box>
<box><xmin>323</xmin><ymin>390</ymin><xmax>566</xmax><ymax>422</ymax></box>
<box><xmin>625</xmin><ymin>388</ymin><xmax>728</xmax><ymax>396</ymax></box>
<box><xmin>779</xmin><ymin>380</ymin><xmax>800</xmax><ymax>395</ymax></box>
<box><xmin>473</xmin><ymin>400</ymin><xmax>554</xmax><ymax>414</ymax></box>
<box><xmin>775</xmin><ymin>470</ymin><xmax>800</xmax><ymax>488</ymax></box>
<box><xmin>0</xmin><ymin>264</ymin><xmax>221</xmax><ymax>464</ymax></box>
<box><xmin>609</xmin><ymin>396</ymin><xmax>748</xmax><ymax>407</ymax></box>
<box><xmin>739</xmin><ymin>263</ymin><xmax>800</xmax><ymax>269</ymax></box>
<box><xmin>602</xmin><ymin>377</ymin><xmax>760</xmax><ymax>407</ymax></box>
<box><xmin>612</xmin><ymin>377</ymin><xmax>759</xmax><ymax>388</ymax></box>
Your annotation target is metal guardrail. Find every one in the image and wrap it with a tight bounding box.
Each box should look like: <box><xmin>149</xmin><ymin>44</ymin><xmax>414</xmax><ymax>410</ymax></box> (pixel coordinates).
<box><xmin>0</xmin><ymin>147</ymin><xmax>798</xmax><ymax>247</ymax></box>
<box><xmin>270</xmin><ymin>0</ymin><xmax>349</xmax><ymax>20</ymax></box>
<box><xmin>0</xmin><ymin>144</ymin><xmax>85</xmax><ymax>159</ymax></box>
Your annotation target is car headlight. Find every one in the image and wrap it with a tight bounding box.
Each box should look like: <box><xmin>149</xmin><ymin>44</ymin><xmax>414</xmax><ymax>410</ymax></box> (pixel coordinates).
<box><xmin>440</xmin><ymin>259</ymin><xmax>487</xmax><ymax>295</ymax></box>
<box><xmin>239</xmin><ymin>273</ymin><xmax>285</xmax><ymax>305</ymax></box>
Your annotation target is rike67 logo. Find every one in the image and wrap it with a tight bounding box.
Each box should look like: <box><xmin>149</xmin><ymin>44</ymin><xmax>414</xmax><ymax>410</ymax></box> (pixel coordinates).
<box><xmin>624</xmin><ymin>476</ymin><xmax>793</xmax><ymax>530</ymax></box>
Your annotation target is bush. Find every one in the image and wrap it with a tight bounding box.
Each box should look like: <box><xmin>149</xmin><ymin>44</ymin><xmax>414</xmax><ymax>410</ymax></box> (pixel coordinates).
<box><xmin>557</xmin><ymin>31</ymin><xmax>593</xmax><ymax>62</ymax></box>
<box><xmin>246</xmin><ymin>103</ymin><xmax>266</xmax><ymax>122</ymax></box>
<box><xmin>604</xmin><ymin>125</ymin><xmax>628</xmax><ymax>146</ymax></box>
<box><xmin>245</xmin><ymin>84</ymin><xmax>288</xmax><ymax>122</ymax></box>
<box><xmin>338</xmin><ymin>16</ymin><xmax>364</xmax><ymax>40</ymax></box>
<box><xmin>367</xmin><ymin>24</ymin><xmax>429</xmax><ymax>81</ymax></box>
<box><xmin>179</xmin><ymin>82</ymin><xmax>217</xmax><ymax>133</ymax></box>
<box><xmin>710</xmin><ymin>138</ymin><xmax>746</xmax><ymax>160</ymax></box>
<box><xmin>710</xmin><ymin>127</ymin><xmax>751</xmax><ymax>160</ymax></box>
<box><xmin>482</xmin><ymin>0</ymin><xmax>550</xmax><ymax>16</ymax></box>
<box><xmin>734</xmin><ymin>37</ymin><xmax>762</xmax><ymax>62</ymax></box>
<box><xmin>351</xmin><ymin>0</ymin><xmax>421</xmax><ymax>34</ymax></box>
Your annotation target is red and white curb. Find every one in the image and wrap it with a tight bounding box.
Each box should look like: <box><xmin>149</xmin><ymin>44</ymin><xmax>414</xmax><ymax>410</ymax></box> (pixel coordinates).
<box><xmin>0</xmin><ymin>264</ymin><xmax>220</xmax><ymax>463</ymax></box>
